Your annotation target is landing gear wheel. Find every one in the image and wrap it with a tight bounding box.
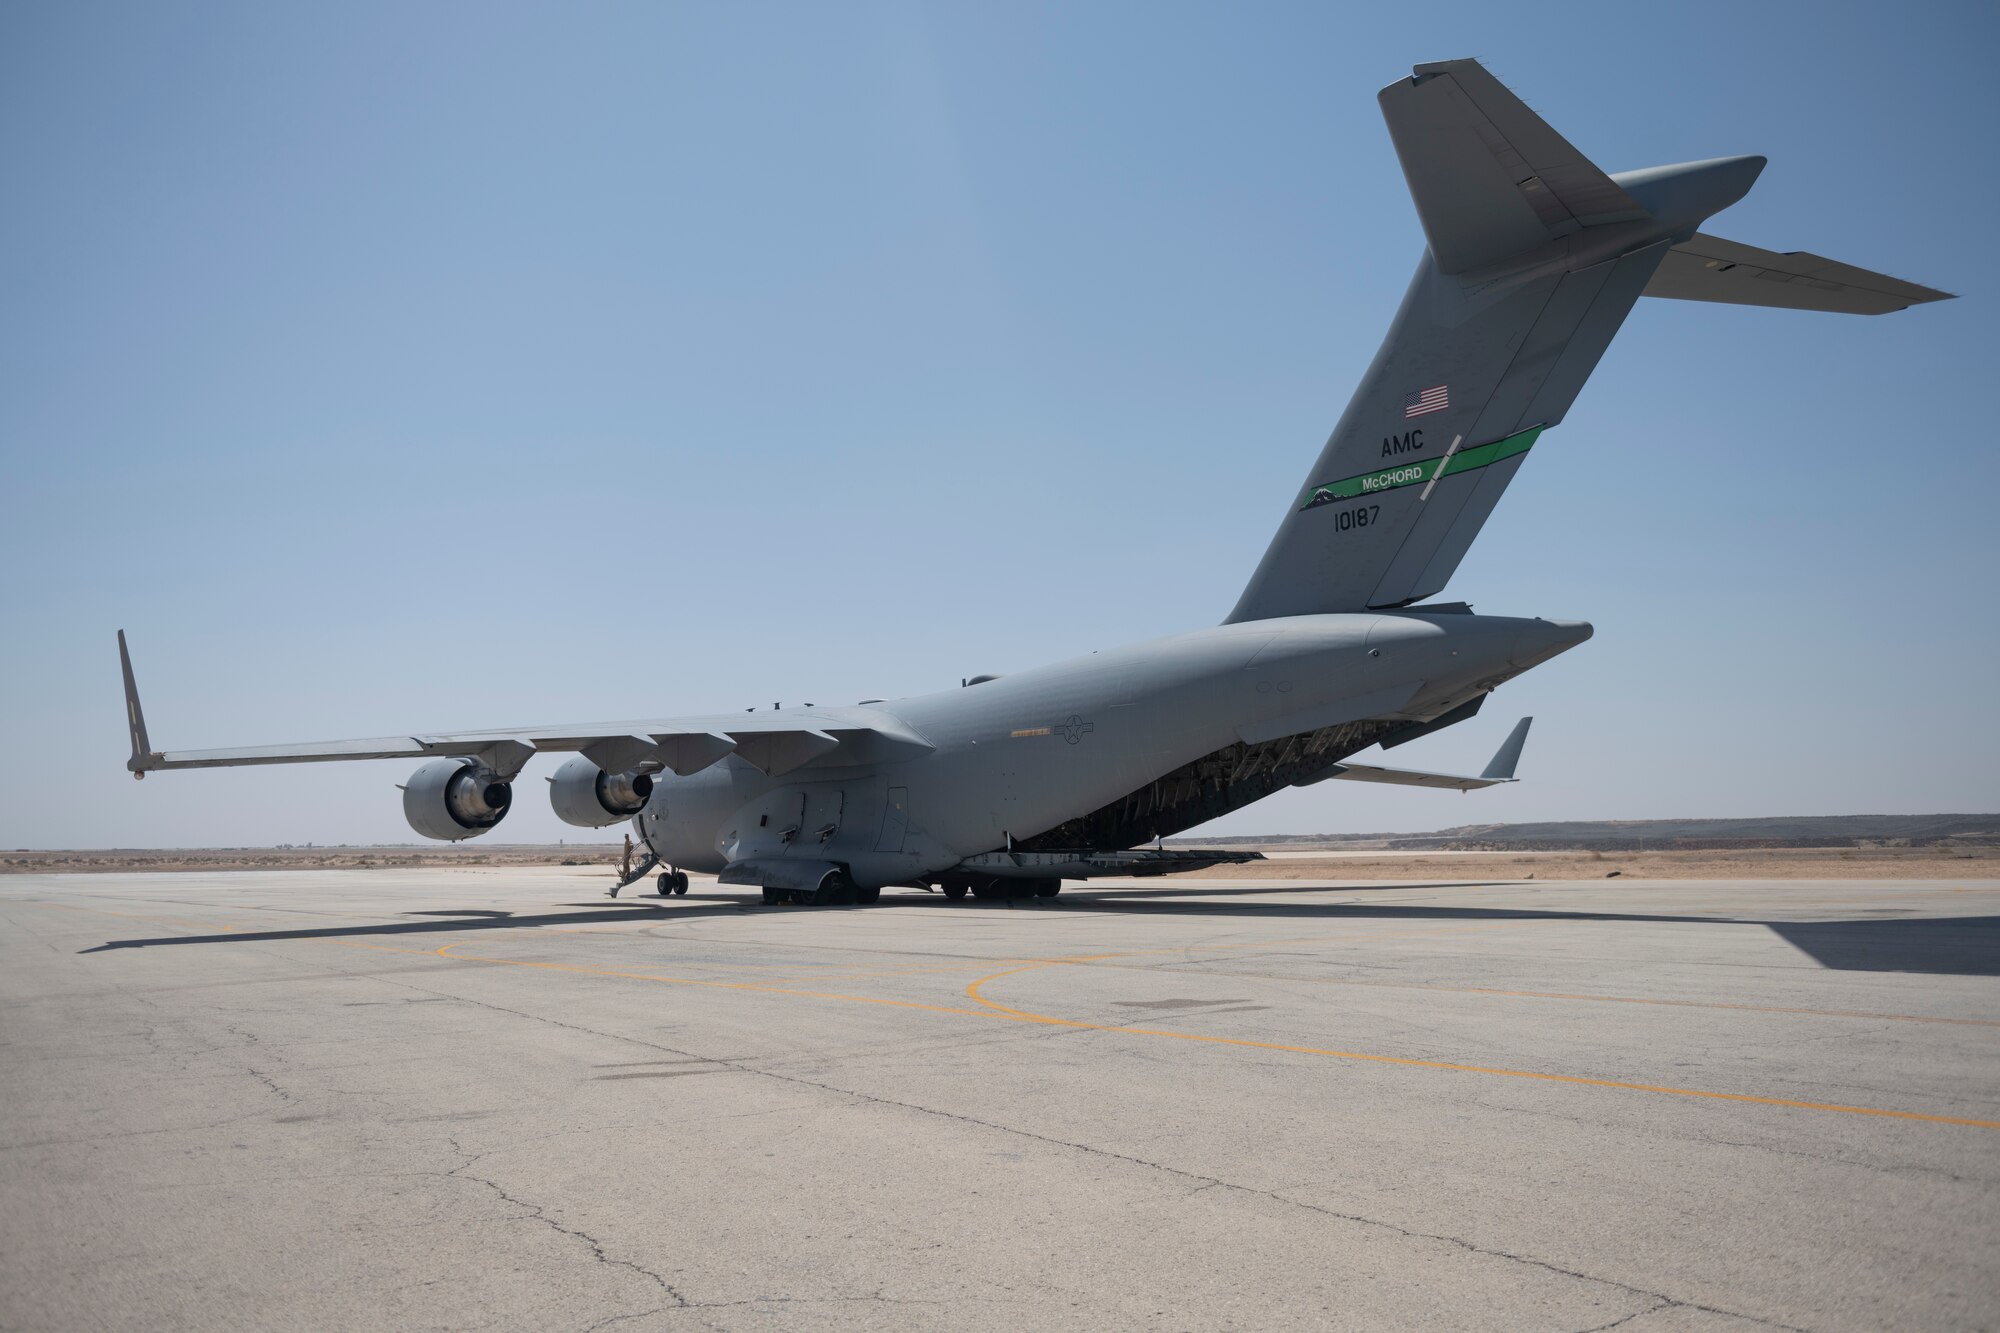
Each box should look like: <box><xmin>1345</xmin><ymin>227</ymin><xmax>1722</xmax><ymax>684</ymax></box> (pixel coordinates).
<box><xmin>1032</xmin><ymin>879</ymin><xmax>1062</xmax><ymax>898</ymax></box>
<box><xmin>851</xmin><ymin>885</ymin><xmax>881</xmax><ymax>905</ymax></box>
<box><xmin>807</xmin><ymin>869</ymin><xmax>856</xmax><ymax>906</ymax></box>
<box><xmin>761</xmin><ymin>886</ymin><xmax>784</xmax><ymax>906</ymax></box>
<box><xmin>672</xmin><ymin>871</ymin><xmax>690</xmax><ymax>895</ymax></box>
<box><xmin>657</xmin><ymin>872</ymin><xmax>673</xmax><ymax>897</ymax></box>
<box><xmin>941</xmin><ymin>881</ymin><xmax>968</xmax><ymax>901</ymax></box>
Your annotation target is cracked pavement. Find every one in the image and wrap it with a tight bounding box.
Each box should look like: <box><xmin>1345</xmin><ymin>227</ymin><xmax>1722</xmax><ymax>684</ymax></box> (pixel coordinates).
<box><xmin>2</xmin><ymin>868</ymin><xmax>1996</xmax><ymax>1330</ymax></box>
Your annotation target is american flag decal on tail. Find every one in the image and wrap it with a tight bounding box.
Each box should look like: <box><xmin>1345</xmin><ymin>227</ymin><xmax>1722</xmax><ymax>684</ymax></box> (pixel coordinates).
<box><xmin>1403</xmin><ymin>384</ymin><xmax>1449</xmax><ymax>418</ymax></box>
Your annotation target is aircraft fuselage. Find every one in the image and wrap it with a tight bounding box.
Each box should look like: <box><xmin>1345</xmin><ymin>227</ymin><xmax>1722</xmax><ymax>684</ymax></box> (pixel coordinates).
<box><xmin>635</xmin><ymin>610</ymin><xmax>1589</xmax><ymax>888</ymax></box>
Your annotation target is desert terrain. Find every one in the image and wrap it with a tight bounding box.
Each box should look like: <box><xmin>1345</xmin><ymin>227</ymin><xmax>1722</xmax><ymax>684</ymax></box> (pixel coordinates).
<box><xmin>4</xmin><ymin>842</ymin><xmax>1992</xmax><ymax>881</ymax></box>
<box><xmin>7</xmin><ymin>810</ymin><xmax>1994</xmax><ymax>881</ymax></box>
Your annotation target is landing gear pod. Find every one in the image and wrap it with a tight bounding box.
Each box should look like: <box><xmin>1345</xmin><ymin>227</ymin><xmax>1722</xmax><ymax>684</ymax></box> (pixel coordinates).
<box><xmin>548</xmin><ymin>755</ymin><xmax>654</xmax><ymax>829</ymax></box>
<box><xmin>402</xmin><ymin>757</ymin><xmax>513</xmax><ymax>841</ymax></box>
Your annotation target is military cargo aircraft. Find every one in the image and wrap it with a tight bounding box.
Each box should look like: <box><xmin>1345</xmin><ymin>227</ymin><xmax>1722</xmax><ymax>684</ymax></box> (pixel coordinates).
<box><xmin>116</xmin><ymin>60</ymin><xmax>1950</xmax><ymax>904</ymax></box>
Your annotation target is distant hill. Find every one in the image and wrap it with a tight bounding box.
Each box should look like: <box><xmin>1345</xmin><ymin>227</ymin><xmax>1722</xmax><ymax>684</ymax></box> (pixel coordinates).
<box><xmin>1179</xmin><ymin>814</ymin><xmax>2000</xmax><ymax>851</ymax></box>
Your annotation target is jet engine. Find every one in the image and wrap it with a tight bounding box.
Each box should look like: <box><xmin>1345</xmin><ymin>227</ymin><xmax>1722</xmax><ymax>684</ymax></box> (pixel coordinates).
<box><xmin>548</xmin><ymin>755</ymin><xmax>654</xmax><ymax>828</ymax></box>
<box><xmin>402</xmin><ymin>757</ymin><xmax>513</xmax><ymax>841</ymax></box>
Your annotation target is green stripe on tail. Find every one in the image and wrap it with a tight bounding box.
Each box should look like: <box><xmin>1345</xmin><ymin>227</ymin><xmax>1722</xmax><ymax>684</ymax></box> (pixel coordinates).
<box><xmin>1300</xmin><ymin>426</ymin><xmax>1543</xmax><ymax>511</ymax></box>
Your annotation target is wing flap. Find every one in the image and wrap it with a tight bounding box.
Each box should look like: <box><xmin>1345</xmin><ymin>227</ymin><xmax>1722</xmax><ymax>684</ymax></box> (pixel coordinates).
<box><xmin>730</xmin><ymin>729</ymin><xmax>840</xmax><ymax>777</ymax></box>
<box><xmin>649</xmin><ymin>731</ymin><xmax>738</xmax><ymax>776</ymax></box>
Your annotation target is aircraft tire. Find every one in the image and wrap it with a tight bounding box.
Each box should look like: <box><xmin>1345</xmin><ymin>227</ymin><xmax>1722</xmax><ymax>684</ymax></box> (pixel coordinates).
<box><xmin>852</xmin><ymin>885</ymin><xmax>881</xmax><ymax>905</ymax></box>
<box><xmin>941</xmin><ymin>881</ymin><xmax>968</xmax><ymax>901</ymax></box>
<box><xmin>761</xmin><ymin>886</ymin><xmax>784</xmax><ymax>905</ymax></box>
<box><xmin>1032</xmin><ymin>879</ymin><xmax>1062</xmax><ymax>898</ymax></box>
<box><xmin>672</xmin><ymin>872</ymin><xmax>690</xmax><ymax>895</ymax></box>
<box><xmin>809</xmin><ymin>869</ymin><xmax>856</xmax><ymax>906</ymax></box>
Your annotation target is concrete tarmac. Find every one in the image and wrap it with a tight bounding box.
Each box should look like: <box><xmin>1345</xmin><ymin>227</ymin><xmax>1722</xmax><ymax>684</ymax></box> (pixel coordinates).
<box><xmin>3</xmin><ymin>869</ymin><xmax>1997</xmax><ymax>1331</ymax></box>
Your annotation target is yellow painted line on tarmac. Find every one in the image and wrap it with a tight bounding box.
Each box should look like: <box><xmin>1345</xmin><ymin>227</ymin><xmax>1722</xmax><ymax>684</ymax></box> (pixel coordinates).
<box><xmin>62</xmin><ymin>893</ymin><xmax>1976</xmax><ymax>1030</ymax></box>
<box><xmin>960</xmin><ymin>962</ymin><xmax>2000</xmax><ymax>1131</ymax></box>
<box><xmin>336</xmin><ymin>935</ymin><xmax>2000</xmax><ymax>1131</ymax></box>
<box><xmin>59</xmin><ymin>888</ymin><xmax>1990</xmax><ymax>1128</ymax></box>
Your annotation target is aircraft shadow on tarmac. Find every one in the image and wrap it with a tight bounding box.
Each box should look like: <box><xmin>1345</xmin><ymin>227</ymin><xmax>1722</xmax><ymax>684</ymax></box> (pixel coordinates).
<box><xmin>74</xmin><ymin>886</ymin><xmax>2000</xmax><ymax>976</ymax></box>
<box><xmin>1761</xmin><ymin>917</ymin><xmax>2000</xmax><ymax>977</ymax></box>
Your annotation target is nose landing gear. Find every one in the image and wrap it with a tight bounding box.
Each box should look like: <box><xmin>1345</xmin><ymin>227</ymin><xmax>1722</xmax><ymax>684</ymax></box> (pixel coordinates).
<box><xmin>608</xmin><ymin>833</ymin><xmax>661</xmax><ymax>898</ymax></box>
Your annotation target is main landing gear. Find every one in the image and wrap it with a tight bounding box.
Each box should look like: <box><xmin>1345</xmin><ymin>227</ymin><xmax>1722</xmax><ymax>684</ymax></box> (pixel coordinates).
<box><xmin>760</xmin><ymin>870</ymin><xmax>882</xmax><ymax>907</ymax></box>
<box><xmin>657</xmin><ymin>870</ymin><xmax>690</xmax><ymax>896</ymax></box>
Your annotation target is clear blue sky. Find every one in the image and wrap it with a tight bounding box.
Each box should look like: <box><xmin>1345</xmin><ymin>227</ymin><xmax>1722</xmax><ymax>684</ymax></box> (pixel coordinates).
<box><xmin>3</xmin><ymin>0</ymin><xmax>1994</xmax><ymax>848</ymax></box>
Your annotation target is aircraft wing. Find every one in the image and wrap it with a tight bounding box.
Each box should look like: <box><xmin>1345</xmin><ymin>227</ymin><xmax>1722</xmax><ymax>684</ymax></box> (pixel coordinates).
<box><xmin>118</xmin><ymin>632</ymin><xmax>931</xmax><ymax>780</ymax></box>
<box><xmin>1294</xmin><ymin>717</ymin><xmax>1532</xmax><ymax>792</ymax></box>
<box><xmin>1310</xmin><ymin>761</ymin><xmax>1510</xmax><ymax>792</ymax></box>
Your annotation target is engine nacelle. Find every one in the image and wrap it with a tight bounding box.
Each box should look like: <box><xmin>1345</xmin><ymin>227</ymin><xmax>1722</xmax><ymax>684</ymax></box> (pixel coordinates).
<box><xmin>548</xmin><ymin>755</ymin><xmax>654</xmax><ymax>828</ymax></box>
<box><xmin>402</xmin><ymin>757</ymin><xmax>513</xmax><ymax>841</ymax></box>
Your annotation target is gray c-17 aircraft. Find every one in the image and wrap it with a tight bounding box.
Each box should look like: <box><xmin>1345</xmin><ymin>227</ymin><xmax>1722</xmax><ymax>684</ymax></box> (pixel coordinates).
<box><xmin>114</xmin><ymin>60</ymin><xmax>1951</xmax><ymax>904</ymax></box>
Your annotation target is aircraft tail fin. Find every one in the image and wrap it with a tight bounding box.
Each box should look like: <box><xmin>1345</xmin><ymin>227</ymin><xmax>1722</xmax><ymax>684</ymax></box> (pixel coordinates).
<box><xmin>1228</xmin><ymin>59</ymin><xmax>1696</xmax><ymax>622</ymax></box>
<box><xmin>1643</xmin><ymin>233</ymin><xmax>1954</xmax><ymax>315</ymax></box>
<box><xmin>1224</xmin><ymin>59</ymin><xmax>1945</xmax><ymax>625</ymax></box>
<box><xmin>1383</xmin><ymin>59</ymin><xmax>1649</xmax><ymax>276</ymax></box>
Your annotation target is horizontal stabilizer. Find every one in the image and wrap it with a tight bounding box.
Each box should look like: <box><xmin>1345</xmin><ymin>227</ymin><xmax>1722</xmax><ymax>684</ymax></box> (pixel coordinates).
<box><xmin>1644</xmin><ymin>233</ymin><xmax>1954</xmax><ymax>314</ymax></box>
<box><xmin>1380</xmin><ymin>59</ymin><xmax>1649</xmax><ymax>274</ymax></box>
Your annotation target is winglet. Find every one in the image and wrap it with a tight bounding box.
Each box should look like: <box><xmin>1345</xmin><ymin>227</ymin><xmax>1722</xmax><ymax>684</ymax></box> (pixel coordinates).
<box><xmin>118</xmin><ymin>630</ymin><xmax>156</xmax><ymax>777</ymax></box>
<box><xmin>1479</xmin><ymin>717</ymin><xmax>1533</xmax><ymax>781</ymax></box>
